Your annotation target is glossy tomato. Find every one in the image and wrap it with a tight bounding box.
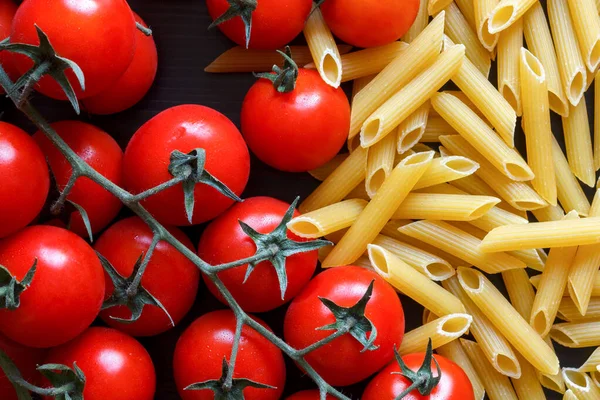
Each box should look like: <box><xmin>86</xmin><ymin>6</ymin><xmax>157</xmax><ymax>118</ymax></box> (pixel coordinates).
<box><xmin>284</xmin><ymin>266</ymin><xmax>405</xmax><ymax>386</ymax></box>
<box><xmin>0</xmin><ymin>0</ymin><xmax>18</xmax><ymax>92</ymax></box>
<box><xmin>0</xmin><ymin>226</ymin><xmax>104</xmax><ymax>348</ymax></box>
<box><xmin>320</xmin><ymin>0</ymin><xmax>420</xmax><ymax>48</ymax></box>
<box><xmin>0</xmin><ymin>122</ymin><xmax>49</xmax><ymax>238</ymax></box>
<box><xmin>241</xmin><ymin>68</ymin><xmax>350</xmax><ymax>172</ymax></box>
<box><xmin>286</xmin><ymin>390</ymin><xmax>334</xmax><ymax>400</ymax></box>
<box><xmin>43</xmin><ymin>327</ymin><xmax>155</xmax><ymax>400</ymax></box>
<box><xmin>34</xmin><ymin>121</ymin><xmax>123</xmax><ymax>237</ymax></box>
<box><xmin>0</xmin><ymin>333</ymin><xmax>46</xmax><ymax>400</ymax></box>
<box><xmin>362</xmin><ymin>352</ymin><xmax>475</xmax><ymax>400</ymax></box>
<box><xmin>173</xmin><ymin>310</ymin><xmax>286</xmax><ymax>400</ymax></box>
<box><xmin>206</xmin><ymin>0</ymin><xmax>312</xmax><ymax>49</ymax></box>
<box><xmin>198</xmin><ymin>196</ymin><xmax>318</xmax><ymax>312</ymax></box>
<box><xmin>123</xmin><ymin>105</ymin><xmax>250</xmax><ymax>226</ymax></box>
<box><xmin>95</xmin><ymin>216</ymin><xmax>200</xmax><ymax>337</ymax></box>
<box><xmin>83</xmin><ymin>13</ymin><xmax>158</xmax><ymax>115</ymax></box>
<box><xmin>10</xmin><ymin>0</ymin><xmax>136</xmax><ymax>99</ymax></box>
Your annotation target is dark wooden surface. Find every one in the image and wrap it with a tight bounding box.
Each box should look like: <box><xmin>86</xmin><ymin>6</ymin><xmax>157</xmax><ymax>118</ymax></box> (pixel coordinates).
<box><xmin>2</xmin><ymin>0</ymin><xmax>598</xmax><ymax>399</ymax></box>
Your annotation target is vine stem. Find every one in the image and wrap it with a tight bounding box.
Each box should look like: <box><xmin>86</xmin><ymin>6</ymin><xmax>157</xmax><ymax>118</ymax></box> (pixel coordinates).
<box><xmin>0</xmin><ymin>64</ymin><xmax>351</xmax><ymax>400</ymax></box>
<box><xmin>128</xmin><ymin>234</ymin><xmax>160</xmax><ymax>293</ymax></box>
<box><xmin>224</xmin><ymin>317</ymin><xmax>244</xmax><ymax>389</ymax></box>
<box><xmin>50</xmin><ymin>171</ymin><xmax>79</xmax><ymax>214</ymax></box>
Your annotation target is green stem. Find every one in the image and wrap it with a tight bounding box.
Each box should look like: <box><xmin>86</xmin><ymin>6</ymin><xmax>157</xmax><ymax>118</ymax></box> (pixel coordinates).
<box><xmin>128</xmin><ymin>234</ymin><xmax>160</xmax><ymax>293</ymax></box>
<box><xmin>296</xmin><ymin>329</ymin><xmax>347</xmax><ymax>357</ymax></box>
<box><xmin>50</xmin><ymin>172</ymin><xmax>79</xmax><ymax>215</ymax></box>
<box><xmin>14</xmin><ymin>377</ymin><xmax>73</xmax><ymax>396</ymax></box>
<box><xmin>395</xmin><ymin>376</ymin><xmax>427</xmax><ymax>400</ymax></box>
<box><xmin>136</xmin><ymin>22</ymin><xmax>153</xmax><ymax>36</ymax></box>
<box><xmin>224</xmin><ymin>317</ymin><xmax>244</xmax><ymax>389</ymax></box>
<box><xmin>129</xmin><ymin>175</ymin><xmax>186</xmax><ymax>203</ymax></box>
<box><xmin>210</xmin><ymin>250</ymin><xmax>272</xmax><ymax>274</ymax></box>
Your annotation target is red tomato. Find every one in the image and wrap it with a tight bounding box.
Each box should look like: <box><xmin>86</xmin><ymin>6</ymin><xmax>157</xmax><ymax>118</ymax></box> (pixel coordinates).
<box><xmin>241</xmin><ymin>68</ymin><xmax>350</xmax><ymax>172</ymax></box>
<box><xmin>43</xmin><ymin>327</ymin><xmax>156</xmax><ymax>400</ymax></box>
<box><xmin>198</xmin><ymin>196</ymin><xmax>318</xmax><ymax>312</ymax></box>
<box><xmin>0</xmin><ymin>0</ymin><xmax>18</xmax><ymax>92</ymax></box>
<box><xmin>95</xmin><ymin>216</ymin><xmax>200</xmax><ymax>337</ymax></box>
<box><xmin>173</xmin><ymin>310</ymin><xmax>286</xmax><ymax>400</ymax></box>
<box><xmin>0</xmin><ymin>226</ymin><xmax>105</xmax><ymax>348</ymax></box>
<box><xmin>284</xmin><ymin>266</ymin><xmax>405</xmax><ymax>386</ymax></box>
<box><xmin>83</xmin><ymin>13</ymin><xmax>158</xmax><ymax>115</ymax></box>
<box><xmin>320</xmin><ymin>0</ymin><xmax>420</xmax><ymax>48</ymax></box>
<box><xmin>33</xmin><ymin>121</ymin><xmax>123</xmax><ymax>237</ymax></box>
<box><xmin>286</xmin><ymin>390</ymin><xmax>334</xmax><ymax>400</ymax></box>
<box><xmin>0</xmin><ymin>333</ymin><xmax>46</xmax><ymax>400</ymax></box>
<box><xmin>362</xmin><ymin>352</ymin><xmax>475</xmax><ymax>400</ymax></box>
<box><xmin>206</xmin><ymin>0</ymin><xmax>312</xmax><ymax>49</ymax></box>
<box><xmin>10</xmin><ymin>0</ymin><xmax>136</xmax><ymax>99</ymax></box>
<box><xmin>123</xmin><ymin>105</ymin><xmax>250</xmax><ymax>226</ymax></box>
<box><xmin>0</xmin><ymin>122</ymin><xmax>49</xmax><ymax>238</ymax></box>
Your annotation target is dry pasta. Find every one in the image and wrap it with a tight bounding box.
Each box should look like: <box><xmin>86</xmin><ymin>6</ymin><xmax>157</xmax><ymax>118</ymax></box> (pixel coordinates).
<box><xmin>532</xmin><ymin>272</ymin><xmax>600</xmax><ymax>297</ymax></box>
<box><xmin>563</xmin><ymin>98</ymin><xmax>596</xmax><ymax>187</ymax></box>
<box><xmin>398</xmin><ymin>313</ymin><xmax>473</xmax><ymax>355</ymax></box>
<box><xmin>474</xmin><ymin>0</ymin><xmax>500</xmax><ymax>51</ymax></box>
<box><xmin>511</xmin><ymin>353</ymin><xmax>547</xmax><ymax>400</ymax></box>
<box><xmin>488</xmin><ymin>0</ymin><xmax>537</xmax><ymax>34</ymax></box>
<box><xmin>566</xmin><ymin>0</ymin><xmax>600</xmax><ymax>71</ymax></box>
<box><xmin>579</xmin><ymin>347</ymin><xmax>600</xmax><ymax>372</ymax></box>
<box><xmin>413</xmin><ymin>155</ymin><xmax>480</xmax><ymax>189</ymax></box>
<box><xmin>366</xmin><ymin>132</ymin><xmax>397</xmax><ymax>198</ymax></box>
<box><xmin>397</xmin><ymin>102</ymin><xmax>430</xmax><ymax>153</ymax></box>
<box><xmin>403</xmin><ymin>0</ymin><xmax>429</xmax><ymax>42</ymax></box>
<box><xmin>550</xmin><ymin>321</ymin><xmax>600</xmax><ymax>348</ymax></box>
<box><xmin>420</xmin><ymin>116</ymin><xmax>458</xmax><ymax>142</ymax></box>
<box><xmin>303</xmin><ymin>4</ymin><xmax>342</xmax><ymax>87</ymax></box>
<box><xmin>552</xmin><ymin>136</ymin><xmax>591</xmax><ymax>216</ymax></box>
<box><xmin>287</xmin><ymin>199</ymin><xmax>367</xmax><ymax>239</ymax></box>
<box><xmin>429</xmin><ymin>0</ymin><xmax>454</xmax><ymax>15</ymax></box>
<box><xmin>436</xmin><ymin>340</ymin><xmax>486</xmax><ymax>400</ymax></box>
<box><xmin>596</xmin><ymin>75</ymin><xmax>600</xmax><ymax>170</ymax></box>
<box><xmin>558</xmin><ymin>297</ymin><xmax>600</xmax><ymax>322</ymax></box>
<box><xmin>497</xmin><ymin>18</ymin><xmax>523</xmax><ymax>115</ymax></box>
<box><xmin>308</xmin><ymin>154</ymin><xmax>348</xmax><ymax>182</ymax></box>
<box><xmin>455</xmin><ymin>0</ymin><xmax>477</xmax><ymax>30</ymax></box>
<box><xmin>562</xmin><ymin>368</ymin><xmax>600</xmax><ymax>399</ymax></box>
<box><xmin>392</xmin><ymin>193</ymin><xmax>500</xmax><ymax>221</ymax></box>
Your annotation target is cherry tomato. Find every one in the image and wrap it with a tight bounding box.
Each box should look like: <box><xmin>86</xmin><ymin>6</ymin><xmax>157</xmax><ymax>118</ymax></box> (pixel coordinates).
<box><xmin>320</xmin><ymin>0</ymin><xmax>420</xmax><ymax>48</ymax></box>
<box><xmin>43</xmin><ymin>327</ymin><xmax>156</xmax><ymax>400</ymax></box>
<box><xmin>83</xmin><ymin>13</ymin><xmax>158</xmax><ymax>115</ymax></box>
<box><xmin>123</xmin><ymin>105</ymin><xmax>250</xmax><ymax>226</ymax></box>
<box><xmin>173</xmin><ymin>310</ymin><xmax>286</xmax><ymax>400</ymax></box>
<box><xmin>0</xmin><ymin>0</ymin><xmax>18</xmax><ymax>92</ymax></box>
<box><xmin>284</xmin><ymin>266</ymin><xmax>405</xmax><ymax>386</ymax></box>
<box><xmin>286</xmin><ymin>390</ymin><xmax>334</xmax><ymax>400</ymax></box>
<box><xmin>198</xmin><ymin>196</ymin><xmax>318</xmax><ymax>312</ymax></box>
<box><xmin>0</xmin><ymin>333</ymin><xmax>46</xmax><ymax>400</ymax></box>
<box><xmin>362</xmin><ymin>352</ymin><xmax>475</xmax><ymax>400</ymax></box>
<box><xmin>33</xmin><ymin>121</ymin><xmax>123</xmax><ymax>237</ymax></box>
<box><xmin>95</xmin><ymin>216</ymin><xmax>200</xmax><ymax>337</ymax></box>
<box><xmin>241</xmin><ymin>68</ymin><xmax>350</xmax><ymax>172</ymax></box>
<box><xmin>10</xmin><ymin>0</ymin><xmax>136</xmax><ymax>99</ymax></box>
<box><xmin>0</xmin><ymin>122</ymin><xmax>49</xmax><ymax>238</ymax></box>
<box><xmin>0</xmin><ymin>226</ymin><xmax>105</xmax><ymax>348</ymax></box>
<box><xmin>206</xmin><ymin>0</ymin><xmax>312</xmax><ymax>49</ymax></box>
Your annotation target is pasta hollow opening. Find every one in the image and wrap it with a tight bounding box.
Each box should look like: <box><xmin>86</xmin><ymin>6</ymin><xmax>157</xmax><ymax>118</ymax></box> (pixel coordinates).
<box><xmin>549</xmin><ymin>92</ymin><xmax>567</xmax><ymax>116</ymax></box>
<box><xmin>551</xmin><ymin>328</ymin><xmax>575</xmax><ymax>346</ymax></box>
<box><xmin>287</xmin><ymin>219</ymin><xmax>321</xmax><ymax>236</ymax></box>
<box><xmin>399</xmin><ymin>129</ymin><xmax>423</xmax><ymax>153</ymax></box>
<box><xmin>402</xmin><ymin>151</ymin><xmax>434</xmax><ymax>166</ymax></box>
<box><xmin>321</xmin><ymin>52</ymin><xmax>341</xmax><ymax>87</ymax></box>
<box><xmin>531</xmin><ymin>310</ymin><xmax>549</xmax><ymax>336</ymax></box>
<box><xmin>505</xmin><ymin>162</ymin><xmax>532</xmax><ymax>180</ymax></box>
<box><xmin>591</xmin><ymin>370</ymin><xmax>600</xmax><ymax>387</ymax></box>
<box><xmin>347</xmin><ymin>135</ymin><xmax>361</xmax><ymax>152</ymax></box>
<box><xmin>489</xmin><ymin>5</ymin><xmax>515</xmax><ymax>32</ymax></box>
<box><xmin>496</xmin><ymin>354</ymin><xmax>520</xmax><ymax>377</ymax></box>
<box><xmin>538</xmin><ymin>374</ymin><xmax>564</xmax><ymax>393</ymax></box>
<box><xmin>458</xmin><ymin>268</ymin><xmax>482</xmax><ymax>291</ymax></box>
<box><xmin>362</xmin><ymin>119</ymin><xmax>381</xmax><ymax>144</ymax></box>
<box><xmin>513</xmin><ymin>200</ymin><xmax>546</xmax><ymax>210</ymax></box>
<box><xmin>440</xmin><ymin>315</ymin><xmax>470</xmax><ymax>334</ymax></box>
<box><xmin>480</xmin><ymin>20</ymin><xmax>497</xmax><ymax>49</ymax></box>
<box><xmin>500</xmin><ymin>85</ymin><xmax>519</xmax><ymax>113</ymax></box>
<box><xmin>563</xmin><ymin>369</ymin><xmax>589</xmax><ymax>388</ymax></box>
<box><xmin>367</xmin><ymin>169</ymin><xmax>387</xmax><ymax>195</ymax></box>
<box><xmin>569</xmin><ymin>71</ymin><xmax>585</xmax><ymax>103</ymax></box>
<box><xmin>590</xmin><ymin>40</ymin><xmax>600</xmax><ymax>70</ymax></box>
<box><xmin>444</xmin><ymin>158</ymin><xmax>477</xmax><ymax>173</ymax></box>
<box><xmin>469</xmin><ymin>201</ymin><xmax>498</xmax><ymax>219</ymax></box>
<box><xmin>523</xmin><ymin>50</ymin><xmax>544</xmax><ymax>78</ymax></box>
<box><xmin>368</xmin><ymin>246</ymin><xmax>390</xmax><ymax>276</ymax></box>
<box><xmin>426</xmin><ymin>262</ymin><xmax>453</xmax><ymax>279</ymax></box>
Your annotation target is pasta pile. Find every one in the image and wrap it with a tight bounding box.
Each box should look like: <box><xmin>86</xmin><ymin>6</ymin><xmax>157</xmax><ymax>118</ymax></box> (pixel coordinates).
<box><xmin>205</xmin><ymin>0</ymin><xmax>600</xmax><ymax>398</ymax></box>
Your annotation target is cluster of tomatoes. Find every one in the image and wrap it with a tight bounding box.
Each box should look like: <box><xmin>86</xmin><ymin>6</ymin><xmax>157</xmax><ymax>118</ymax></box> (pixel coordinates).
<box><xmin>0</xmin><ymin>0</ymin><xmax>475</xmax><ymax>399</ymax></box>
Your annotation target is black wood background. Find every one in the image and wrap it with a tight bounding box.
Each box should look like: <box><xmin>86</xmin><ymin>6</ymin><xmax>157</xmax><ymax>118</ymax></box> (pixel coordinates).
<box><xmin>2</xmin><ymin>0</ymin><xmax>598</xmax><ymax>399</ymax></box>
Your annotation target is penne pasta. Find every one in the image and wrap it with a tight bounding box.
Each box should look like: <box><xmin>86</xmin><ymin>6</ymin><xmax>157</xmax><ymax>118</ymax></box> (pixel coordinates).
<box><xmin>461</xmin><ymin>339</ymin><xmax>519</xmax><ymax>400</ymax></box>
<box><xmin>368</xmin><ymin>245</ymin><xmax>465</xmax><ymax>316</ymax></box>
<box><xmin>558</xmin><ymin>297</ymin><xmax>600</xmax><ymax>322</ymax></box>
<box><xmin>443</xmin><ymin>276</ymin><xmax>521</xmax><ymax>378</ymax></box>
<box><xmin>520</xmin><ymin>48</ymin><xmax>557</xmax><ymax>204</ymax></box>
<box><xmin>398</xmin><ymin>313</ymin><xmax>472</xmax><ymax>355</ymax></box>
<box><xmin>287</xmin><ymin>199</ymin><xmax>367</xmax><ymax>239</ymax></box>
<box><xmin>539</xmin><ymin>336</ymin><xmax>567</xmax><ymax>394</ymax></box>
<box><xmin>403</xmin><ymin>0</ymin><xmax>429</xmax><ymax>42</ymax></box>
<box><xmin>511</xmin><ymin>353</ymin><xmax>547</xmax><ymax>400</ymax></box>
<box><xmin>497</xmin><ymin>19</ymin><xmax>523</xmax><ymax>115</ymax></box>
<box><xmin>564</xmin><ymin>389</ymin><xmax>577</xmax><ymax>400</ymax></box>
<box><xmin>579</xmin><ymin>347</ymin><xmax>600</xmax><ymax>372</ymax></box>
<box><xmin>548</xmin><ymin>0</ymin><xmax>587</xmax><ymax>106</ymax></box>
<box><xmin>398</xmin><ymin>220</ymin><xmax>527</xmax><ymax>273</ymax></box>
<box><xmin>436</xmin><ymin>340</ymin><xmax>486</xmax><ymax>400</ymax></box>
<box><xmin>563</xmin><ymin>368</ymin><xmax>600</xmax><ymax>399</ymax></box>
<box><xmin>344</xmin><ymin>181</ymin><xmax>370</xmax><ymax>201</ymax></box>
<box><xmin>303</xmin><ymin>5</ymin><xmax>342</xmax><ymax>88</ymax></box>
<box><xmin>413</xmin><ymin>155</ymin><xmax>480</xmax><ymax>190</ymax></box>
<box><xmin>420</xmin><ymin>116</ymin><xmax>458</xmax><ymax>142</ymax></box>
<box><xmin>488</xmin><ymin>0</ymin><xmax>537</xmax><ymax>34</ymax></box>
<box><xmin>552</xmin><ymin>320</ymin><xmax>600</xmax><ymax>348</ymax></box>
<box><xmin>392</xmin><ymin>193</ymin><xmax>500</xmax><ymax>221</ymax></box>
<box><xmin>429</xmin><ymin>0</ymin><xmax>453</xmax><ymax>15</ymax></box>
<box><xmin>397</xmin><ymin>102</ymin><xmax>430</xmax><ymax>153</ymax></box>
<box><xmin>308</xmin><ymin>153</ymin><xmax>348</xmax><ymax>181</ymax></box>
<box><xmin>502</xmin><ymin>268</ymin><xmax>535</xmax><ymax>320</ymax></box>
<box><xmin>566</xmin><ymin>0</ymin><xmax>600</xmax><ymax>71</ymax></box>
<box><xmin>360</xmin><ymin>44</ymin><xmax>465</xmax><ymax>147</ymax></box>
<box><xmin>431</xmin><ymin>92</ymin><xmax>533</xmax><ymax>181</ymax></box>
<box><xmin>366</xmin><ymin>132</ymin><xmax>396</xmax><ymax>197</ymax></box>
<box><xmin>455</xmin><ymin>0</ymin><xmax>477</xmax><ymax>30</ymax></box>
<box><xmin>563</xmin><ymin>98</ymin><xmax>596</xmax><ymax>187</ymax></box>
<box><xmin>552</xmin><ymin>135</ymin><xmax>591</xmax><ymax>216</ymax></box>
<box><xmin>474</xmin><ymin>0</ymin><xmax>500</xmax><ymax>51</ymax></box>
<box><xmin>322</xmin><ymin>152</ymin><xmax>434</xmax><ymax>268</ymax></box>
<box><xmin>533</xmin><ymin>272</ymin><xmax>600</xmax><ymax>297</ymax></box>
<box><xmin>457</xmin><ymin>267</ymin><xmax>560</xmax><ymax>375</ymax></box>
<box><xmin>449</xmin><ymin>174</ymin><xmax>527</xmax><ymax>216</ymax></box>
<box><xmin>597</xmin><ymin>74</ymin><xmax>600</xmax><ymax>171</ymax></box>
<box><xmin>532</xmin><ymin>204</ymin><xmax>567</xmax><ymax>222</ymax></box>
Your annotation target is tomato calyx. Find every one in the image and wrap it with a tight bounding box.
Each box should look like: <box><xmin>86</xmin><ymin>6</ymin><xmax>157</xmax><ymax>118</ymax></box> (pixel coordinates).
<box><xmin>254</xmin><ymin>46</ymin><xmax>299</xmax><ymax>93</ymax></box>
<box><xmin>98</xmin><ymin>252</ymin><xmax>175</xmax><ymax>326</ymax></box>
<box><xmin>237</xmin><ymin>197</ymin><xmax>331</xmax><ymax>299</ymax></box>
<box><xmin>317</xmin><ymin>280</ymin><xmax>379</xmax><ymax>352</ymax></box>
<box><xmin>0</xmin><ymin>26</ymin><xmax>85</xmax><ymax>113</ymax></box>
<box><xmin>0</xmin><ymin>260</ymin><xmax>36</xmax><ymax>310</ymax></box>
<box><xmin>393</xmin><ymin>339</ymin><xmax>442</xmax><ymax>399</ymax></box>
<box><xmin>168</xmin><ymin>148</ymin><xmax>243</xmax><ymax>224</ymax></box>
<box><xmin>208</xmin><ymin>0</ymin><xmax>257</xmax><ymax>48</ymax></box>
<box><xmin>184</xmin><ymin>358</ymin><xmax>275</xmax><ymax>399</ymax></box>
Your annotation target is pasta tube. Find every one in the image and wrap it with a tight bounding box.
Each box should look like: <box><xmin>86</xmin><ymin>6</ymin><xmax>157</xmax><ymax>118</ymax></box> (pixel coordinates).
<box><xmin>497</xmin><ymin>19</ymin><xmax>523</xmax><ymax>115</ymax></box>
<box><xmin>398</xmin><ymin>313</ymin><xmax>472</xmax><ymax>355</ymax></box>
<box><xmin>304</xmin><ymin>4</ymin><xmax>342</xmax><ymax>87</ymax></box>
<box><xmin>287</xmin><ymin>199</ymin><xmax>367</xmax><ymax>238</ymax></box>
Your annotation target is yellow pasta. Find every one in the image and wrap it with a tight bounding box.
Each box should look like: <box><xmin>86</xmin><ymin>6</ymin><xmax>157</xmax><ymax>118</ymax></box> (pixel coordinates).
<box><xmin>449</xmin><ymin>174</ymin><xmax>526</xmax><ymax>216</ymax></box>
<box><xmin>597</xmin><ymin>74</ymin><xmax>600</xmax><ymax>172</ymax></box>
<box><xmin>431</xmin><ymin>92</ymin><xmax>533</xmax><ymax>181</ymax></box>
<box><xmin>475</xmin><ymin>0</ymin><xmax>500</xmax><ymax>51</ymax></box>
<box><xmin>551</xmin><ymin>321</ymin><xmax>600</xmax><ymax>348</ymax></box>
<box><xmin>497</xmin><ymin>19</ymin><xmax>523</xmax><ymax>115</ymax></box>
<box><xmin>539</xmin><ymin>336</ymin><xmax>567</xmax><ymax>394</ymax></box>
<box><xmin>322</xmin><ymin>152</ymin><xmax>434</xmax><ymax>268</ymax></box>
<box><xmin>392</xmin><ymin>193</ymin><xmax>500</xmax><ymax>221</ymax></box>
<box><xmin>562</xmin><ymin>368</ymin><xmax>600</xmax><ymax>399</ymax></box>
<box><xmin>366</xmin><ymin>132</ymin><xmax>396</xmax><ymax>198</ymax></box>
<box><xmin>429</xmin><ymin>0</ymin><xmax>453</xmax><ymax>15</ymax></box>
<box><xmin>548</xmin><ymin>0</ymin><xmax>588</xmax><ymax>106</ymax></box>
<box><xmin>415</xmin><ymin>155</ymin><xmax>481</xmax><ymax>190</ymax></box>
<box><xmin>552</xmin><ymin>136</ymin><xmax>592</xmax><ymax>216</ymax></box>
<box><xmin>398</xmin><ymin>220</ymin><xmax>527</xmax><ymax>273</ymax></box>
<box><xmin>563</xmin><ymin>389</ymin><xmax>577</xmax><ymax>400</ymax></box>
<box><xmin>488</xmin><ymin>0</ymin><xmax>537</xmax><ymax>34</ymax></box>
<box><xmin>579</xmin><ymin>347</ymin><xmax>600</xmax><ymax>372</ymax></box>
<box><xmin>420</xmin><ymin>116</ymin><xmax>458</xmax><ymax>142</ymax></box>
<box><xmin>308</xmin><ymin>154</ymin><xmax>348</xmax><ymax>182</ymax></box>
<box><xmin>360</xmin><ymin>45</ymin><xmax>465</xmax><ymax>147</ymax></box>
<box><xmin>533</xmin><ymin>272</ymin><xmax>600</xmax><ymax>297</ymax></box>
<box><xmin>398</xmin><ymin>313</ymin><xmax>473</xmax><ymax>355</ymax></box>
<box><xmin>455</xmin><ymin>0</ymin><xmax>478</xmax><ymax>30</ymax></box>
<box><xmin>461</xmin><ymin>339</ymin><xmax>519</xmax><ymax>400</ymax></box>
<box><xmin>558</xmin><ymin>297</ymin><xmax>600</xmax><ymax>322</ymax></box>
<box><xmin>287</xmin><ymin>199</ymin><xmax>367</xmax><ymax>239</ymax></box>
<box><xmin>511</xmin><ymin>353</ymin><xmax>547</xmax><ymax>400</ymax></box>
<box><xmin>563</xmin><ymin>98</ymin><xmax>596</xmax><ymax>187</ymax></box>
<box><xmin>436</xmin><ymin>340</ymin><xmax>486</xmax><ymax>400</ymax></box>
<box><xmin>566</xmin><ymin>0</ymin><xmax>600</xmax><ymax>71</ymax></box>
<box><xmin>303</xmin><ymin>5</ymin><xmax>342</xmax><ymax>87</ymax></box>
<box><xmin>397</xmin><ymin>102</ymin><xmax>430</xmax><ymax>154</ymax></box>
<box><xmin>403</xmin><ymin>0</ymin><xmax>429</xmax><ymax>42</ymax></box>
<box><xmin>368</xmin><ymin>245</ymin><xmax>465</xmax><ymax>316</ymax></box>
<box><xmin>502</xmin><ymin>268</ymin><xmax>536</xmax><ymax>319</ymax></box>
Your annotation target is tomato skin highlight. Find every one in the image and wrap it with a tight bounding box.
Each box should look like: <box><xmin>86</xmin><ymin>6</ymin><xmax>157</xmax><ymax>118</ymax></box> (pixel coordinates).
<box><xmin>95</xmin><ymin>216</ymin><xmax>200</xmax><ymax>337</ymax></box>
<box><xmin>173</xmin><ymin>310</ymin><xmax>286</xmax><ymax>400</ymax></box>
<box><xmin>284</xmin><ymin>266</ymin><xmax>405</xmax><ymax>386</ymax></box>
<box><xmin>123</xmin><ymin>104</ymin><xmax>250</xmax><ymax>226</ymax></box>
<box><xmin>33</xmin><ymin>121</ymin><xmax>123</xmax><ymax>237</ymax></box>
<box><xmin>43</xmin><ymin>327</ymin><xmax>156</xmax><ymax>400</ymax></box>
<box><xmin>206</xmin><ymin>0</ymin><xmax>312</xmax><ymax>49</ymax></box>
<box><xmin>362</xmin><ymin>352</ymin><xmax>475</xmax><ymax>400</ymax></box>
<box><xmin>321</xmin><ymin>0</ymin><xmax>420</xmax><ymax>48</ymax></box>
<box><xmin>83</xmin><ymin>13</ymin><xmax>158</xmax><ymax>115</ymax></box>
<box><xmin>0</xmin><ymin>122</ymin><xmax>49</xmax><ymax>238</ymax></box>
<box><xmin>0</xmin><ymin>226</ymin><xmax>105</xmax><ymax>348</ymax></box>
<box><xmin>286</xmin><ymin>390</ymin><xmax>335</xmax><ymax>399</ymax></box>
<box><xmin>198</xmin><ymin>196</ymin><xmax>318</xmax><ymax>312</ymax></box>
<box><xmin>0</xmin><ymin>0</ymin><xmax>18</xmax><ymax>93</ymax></box>
<box><xmin>10</xmin><ymin>0</ymin><xmax>136</xmax><ymax>99</ymax></box>
<box><xmin>0</xmin><ymin>333</ymin><xmax>46</xmax><ymax>400</ymax></box>
<box><xmin>241</xmin><ymin>68</ymin><xmax>350</xmax><ymax>172</ymax></box>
